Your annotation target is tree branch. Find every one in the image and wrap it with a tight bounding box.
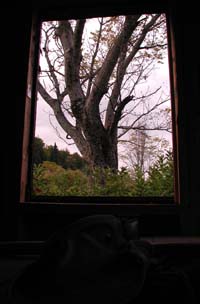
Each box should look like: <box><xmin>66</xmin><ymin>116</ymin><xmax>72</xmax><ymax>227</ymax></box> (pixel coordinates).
<box><xmin>110</xmin><ymin>95</ymin><xmax>134</xmax><ymax>134</ymax></box>
<box><xmin>86</xmin><ymin>15</ymin><xmax>141</xmax><ymax>111</ymax></box>
<box><xmin>86</xmin><ymin>18</ymin><xmax>104</xmax><ymax>98</ymax></box>
<box><xmin>118</xmin><ymin>126</ymin><xmax>172</xmax><ymax>133</ymax></box>
<box><xmin>37</xmin><ymin>80</ymin><xmax>57</xmax><ymax>107</ymax></box>
<box><xmin>73</xmin><ymin>19</ymin><xmax>86</xmax><ymax>74</ymax></box>
<box><xmin>104</xmin><ymin>43</ymin><xmax>128</xmax><ymax>130</ymax></box>
<box><xmin>118</xmin><ymin>96</ymin><xmax>169</xmax><ymax>139</ymax></box>
<box><xmin>56</xmin><ymin>20</ymin><xmax>86</xmax><ymax>122</ymax></box>
<box><xmin>124</xmin><ymin>14</ymin><xmax>161</xmax><ymax>69</ymax></box>
<box><xmin>43</xmin><ymin>31</ymin><xmax>61</xmax><ymax>97</ymax></box>
<box><xmin>37</xmin><ymin>81</ymin><xmax>89</xmax><ymax>160</ymax></box>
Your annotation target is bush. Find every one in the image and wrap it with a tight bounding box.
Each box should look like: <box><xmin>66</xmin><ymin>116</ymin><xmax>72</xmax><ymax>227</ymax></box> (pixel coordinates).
<box><xmin>32</xmin><ymin>152</ymin><xmax>174</xmax><ymax>197</ymax></box>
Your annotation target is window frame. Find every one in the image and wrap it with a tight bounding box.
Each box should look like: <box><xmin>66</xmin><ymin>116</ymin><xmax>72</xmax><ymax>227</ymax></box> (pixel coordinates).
<box><xmin>19</xmin><ymin>4</ymin><xmax>180</xmax><ymax>214</ymax></box>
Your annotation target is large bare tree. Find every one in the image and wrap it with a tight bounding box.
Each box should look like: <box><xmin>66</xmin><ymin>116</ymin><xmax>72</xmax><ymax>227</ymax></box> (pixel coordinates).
<box><xmin>37</xmin><ymin>14</ymin><xmax>170</xmax><ymax>170</ymax></box>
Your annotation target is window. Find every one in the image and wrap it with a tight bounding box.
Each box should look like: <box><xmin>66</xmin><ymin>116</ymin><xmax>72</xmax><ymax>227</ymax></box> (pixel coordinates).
<box><xmin>20</xmin><ymin>6</ymin><xmax>179</xmax><ymax>206</ymax></box>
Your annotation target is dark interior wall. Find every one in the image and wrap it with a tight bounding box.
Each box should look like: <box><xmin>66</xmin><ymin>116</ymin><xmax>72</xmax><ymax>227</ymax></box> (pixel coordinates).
<box><xmin>2</xmin><ymin>0</ymin><xmax>200</xmax><ymax>241</ymax></box>
<box><xmin>171</xmin><ymin>9</ymin><xmax>200</xmax><ymax>235</ymax></box>
<box><xmin>2</xmin><ymin>4</ymin><xmax>33</xmax><ymax>239</ymax></box>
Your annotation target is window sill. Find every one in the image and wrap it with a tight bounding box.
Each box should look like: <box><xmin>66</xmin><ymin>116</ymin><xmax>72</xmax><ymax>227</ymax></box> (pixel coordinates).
<box><xmin>17</xmin><ymin>200</ymin><xmax>178</xmax><ymax>216</ymax></box>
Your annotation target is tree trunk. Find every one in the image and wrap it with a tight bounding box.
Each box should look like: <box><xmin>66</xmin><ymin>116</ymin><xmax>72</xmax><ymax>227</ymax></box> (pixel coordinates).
<box><xmin>82</xmin><ymin>108</ymin><xmax>118</xmax><ymax>170</ymax></box>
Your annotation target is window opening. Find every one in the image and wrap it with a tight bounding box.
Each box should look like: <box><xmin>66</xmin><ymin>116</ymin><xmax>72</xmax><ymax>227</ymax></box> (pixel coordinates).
<box><xmin>26</xmin><ymin>13</ymin><xmax>175</xmax><ymax>201</ymax></box>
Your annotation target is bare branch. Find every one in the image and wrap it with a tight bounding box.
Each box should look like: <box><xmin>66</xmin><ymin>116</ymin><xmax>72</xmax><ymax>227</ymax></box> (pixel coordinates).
<box><xmin>104</xmin><ymin>14</ymin><xmax>162</xmax><ymax>130</ymax></box>
<box><xmin>110</xmin><ymin>95</ymin><xmax>134</xmax><ymax>134</ymax></box>
<box><xmin>48</xmin><ymin>113</ymin><xmax>74</xmax><ymax>146</ymax></box>
<box><xmin>118</xmin><ymin>94</ymin><xmax>169</xmax><ymax>139</ymax></box>
<box><xmin>139</xmin><ymin>43</ymin><xmax>167</xmax><ymax>50</ymax></box>
<box><xmin>56</xmin><ymin>20</ymin><xmax>86</xmax><ymax>121</ymax></box>
<box><xmin>37</xmin><ymin>80</ymin><xmax>57</xmax><ymax>107</ymax></box>
<box><xmin>86</xmin><ymin>18</ymin><xmax>104</xmax><ymax>98</ymax></box>
<box><xmin>73</xmin><ymin>19</ymin><xmax>86</xmax><ymax>71</ymax></box>
<box><xmin>104</xmin><ymin>41</ymin><xmax>128</xmax><ymax>129</ymax></box>
<box><xmin>118</xmin><ymin>126</ymin><xmax>172</xmax><ymax>133</ymax></box>
<box><xmin>86</xmin><ymin>15</ymin><xmax>141</xmax><ymax>110</ymax></box>
<box><xmin>42</xmin><ymin>33</ymin><xmax>61</xmax><ymax>97</ymax></box>
<box><xmin>124</xmin><ymin>14</ymin><xmax>161</xmax><ymax>68</ymax></box>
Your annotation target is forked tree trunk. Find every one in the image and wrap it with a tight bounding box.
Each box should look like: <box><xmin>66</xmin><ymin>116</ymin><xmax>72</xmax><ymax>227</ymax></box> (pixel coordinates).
<box><xmin>85</xmin><ymin>130</ymin><xmax>118</xmax><ymax>170</ymax></box>
<box><xmin>37</xmin><ymin>15</ymin><xmax>163</xmax><ymax>172</ymax></box>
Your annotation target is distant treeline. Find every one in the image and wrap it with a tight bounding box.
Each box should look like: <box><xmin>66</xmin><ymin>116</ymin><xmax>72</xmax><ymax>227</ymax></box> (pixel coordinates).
<box><xmin>32</xmin><ymin>137</ymin><xmax>174</xmax><ymax>197</ymax></box>
<box><xmin>32</xmin><ymin>137</ymin><xmax>88</xmax><ymax>171</ymax></box>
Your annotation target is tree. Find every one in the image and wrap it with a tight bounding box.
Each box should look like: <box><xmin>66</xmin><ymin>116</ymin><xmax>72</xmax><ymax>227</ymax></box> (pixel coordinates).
<box><xmin>32</xmin><ymin>137</ymin><xmax>45</xmax><ymax>165</ymax></box>
<box><xmin>132</xmin><ymin>165</ymin><xmax>147</xmax><ymax>196</ymax></box>
<box><xmin>120</xmin><ymin>128</ymin><xmax>171</xmax><ymax>176</ymax></box>
<box><xmin>146</xmin><ymin>150</ymin><xmax>174</xmax><ymax>196</ymax></box>
<box><xmin>37</xmin><ymin>14</ymin><xmax>169</xmax><ymax>171</ymax></box>
<box><xmin>48</xmin><ymin>143</ymin><xmax>59</xmax><ymax>163</ymax></box>
<box><xmin>67</xmin><ymin>152</ymin><xmax>88</xmax><ymax>171</ymax></box>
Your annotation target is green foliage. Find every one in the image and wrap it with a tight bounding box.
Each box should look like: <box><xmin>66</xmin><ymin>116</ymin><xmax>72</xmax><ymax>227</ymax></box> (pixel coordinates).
<box><xmin>32</xmin><ymin>150</ymin><xmax>174</xmax><ymax>197</ymax></box>
<box><xmin>32</xmin><ymin>163</ymin><xmax>47</xmax><ymax>195</ymax></box>
<box><xmin>66</xmin><ymin>153</ymin><xmax>87</xmax><ymax>171</ymax></box>
<box><xmin>86</xmin><ymin>167</ymin><xmax>135</xmax><ymax>196</ymax></box>
<box><xmin>32</xmin><ymin>137</ymin><xmax>88</xmax><ymax>171</ymax></box>
<box><xmin>131</xmin><ymin>166</ymin><xmax>147</xmax><ymax>196</ymax></box>
<box><xmin>32</xmin><ymin>161</ymin><xmax>88</xmax><ymax>196</ymax></box>
<box><xmin>32</xmin><ymin>163</ymin><xmax>135</xmax><ymax>196</ymax></box>
<box><xmin>146</xmin><ymin>150</ymin><xmax>174</xmax><ymax>196</ymax></box>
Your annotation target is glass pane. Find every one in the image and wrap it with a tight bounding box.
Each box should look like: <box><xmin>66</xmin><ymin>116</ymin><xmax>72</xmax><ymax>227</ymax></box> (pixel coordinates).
<box><xmin>32</xmin><ymin>14</ymin><xmax>174</xmax><ymax>198</ymax></box>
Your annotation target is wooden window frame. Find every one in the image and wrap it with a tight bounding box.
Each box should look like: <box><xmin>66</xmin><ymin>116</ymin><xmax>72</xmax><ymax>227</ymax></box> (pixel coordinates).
<box><xmin>19</xmin><ymin>5</ymin><xmax>180</xmax><ymax>215</ymax></box>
